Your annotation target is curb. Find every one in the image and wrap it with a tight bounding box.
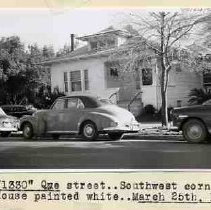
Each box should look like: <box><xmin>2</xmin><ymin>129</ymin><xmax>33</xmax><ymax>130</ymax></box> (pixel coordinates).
<box><xmin>122</xmin><ymin>134</ymin><xmax>183</xmax><ymax>141</ymax></box>
<box><xmin>11</xmin><ymin>132</ymin><xmax>183</xmax><ymax>141</ymax></box>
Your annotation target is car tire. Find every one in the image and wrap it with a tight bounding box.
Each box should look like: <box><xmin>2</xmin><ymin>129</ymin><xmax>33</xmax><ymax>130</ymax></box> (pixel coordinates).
<box><xmin>182</xmin><ymin>119</ymin><xmax>207</xmax><ymax>143</ymax></box>
<box><xmin>82</xmin><ymin>121</ymin><xmax>98</xmax><ymax>141</ymax></box>
<box><xmin>23</xmin><ymin>123</ymin><xmax>34</xmax><ymax>140</ymax></box>
<box><xmin>52</xmin><ymin>134</ymin><xmax>60</xmax><ymax>140</ymax></box>
<box><xmin>108</xmin><ymin>133</ymin><xmax>123</xmax><ymax>140</ymax></box>
<box><xmin>1</xmin><ymin>132</ymin><xmax>11</xmax><ymax>137</ymax></box>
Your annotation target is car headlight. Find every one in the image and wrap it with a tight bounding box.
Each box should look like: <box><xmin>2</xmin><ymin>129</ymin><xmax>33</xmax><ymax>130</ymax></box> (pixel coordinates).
<box><xmin>110</xmin><ymin>121</ymin><xmax>118</xmax><ymax>127</ymax></box>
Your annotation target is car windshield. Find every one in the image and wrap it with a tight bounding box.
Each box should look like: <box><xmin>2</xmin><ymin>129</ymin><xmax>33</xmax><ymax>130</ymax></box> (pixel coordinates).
<box><xmin>203</xmin><ymin>99</ymin><xmax>211</xmax><ymax>106</ymax></box>
<box><xmin>98</xmin><ymin>98</ymin><xmax>113</xmax><ymax>105</ymax></box>
<box><xmin>0</xmin><ymin>107</ymin><xmax>6</xmax><ymax>115</ymax></box>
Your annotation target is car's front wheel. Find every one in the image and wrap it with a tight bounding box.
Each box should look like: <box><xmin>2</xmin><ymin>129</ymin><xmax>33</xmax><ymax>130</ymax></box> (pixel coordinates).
<box><xmin>82</xmin><ymin>121</ymin><xmax>98</xmax><ymax>141</ymax></box>
<box><xmin>1</xmin><ymin>132</ymin><xmax>11</xmax><ymax>137</ymax></box>
<box><xmin>108</xmin><ymin>133</ymin><xmax>123</xmax><ymax>140</ymax></box>
<box><xmin>23</xmin><ymin>123</ymin><xmax>34</xmax><ymax>140</ymax></box>
<box><xmin>182</xmin><ymin>119</ymin><xmax>207</xmax><ymax>143</ymax></box>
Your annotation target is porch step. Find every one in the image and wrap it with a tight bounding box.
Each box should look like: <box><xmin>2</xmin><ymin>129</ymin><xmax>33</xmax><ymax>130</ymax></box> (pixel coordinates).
<box><xmin>117</xmin><ymin>100</ymin><xmax>143</xmax><ymax>117</ymax></box>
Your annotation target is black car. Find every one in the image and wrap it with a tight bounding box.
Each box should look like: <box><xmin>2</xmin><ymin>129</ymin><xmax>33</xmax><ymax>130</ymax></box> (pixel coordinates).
<box><xmin>1</xmin><ymin>105</ymin><xmax>36</xmax><ymax>118</ymax></box>
<box><xmin>171</xmin><ymin>99</ymin><xmax>211</xmax><ymax>143</ymax></box>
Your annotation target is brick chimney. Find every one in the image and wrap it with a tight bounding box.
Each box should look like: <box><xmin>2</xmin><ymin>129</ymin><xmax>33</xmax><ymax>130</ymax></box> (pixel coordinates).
<box><xmin>70</xmin><ymin>34</ymin><xmax>74</xmax><ymax>52</ymax></box>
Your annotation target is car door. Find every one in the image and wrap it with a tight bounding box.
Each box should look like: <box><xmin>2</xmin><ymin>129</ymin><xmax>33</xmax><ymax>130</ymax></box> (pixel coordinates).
<box><xmin>46</xmin><ymin>98</ymin><xmax>66</xmax><ymax>133</ymax></box>
<box><xmin>62</xmin><ymin>97</ymin><xmax>85</xmax><ymax>132</ymax></box>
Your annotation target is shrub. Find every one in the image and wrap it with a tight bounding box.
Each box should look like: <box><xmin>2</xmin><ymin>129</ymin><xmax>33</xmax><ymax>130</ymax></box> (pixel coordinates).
<box><xmin>143</xmin><ymin>104</ymin><xmax>156</xmax><ymax>114</ymax></box>
<box><xmin>188</xmin><ymin>88</ymin><xmax>211</xmax><ymax>105</ymax></box>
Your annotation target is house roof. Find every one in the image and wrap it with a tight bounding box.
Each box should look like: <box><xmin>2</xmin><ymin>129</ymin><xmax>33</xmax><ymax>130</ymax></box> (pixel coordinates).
<box><xmin>43</xmin><ymin>26</ymin><xmax>131</xmax><ymax>65</ymax></box>
<box><xmin>42</xmin><ymin>27</ymin><xmax>152</xmax><ymax>65</ymax></box>
<box><xmin>43</xmin><ymin>45</ymin><xmax>117</xmax><ymax>64</ymax></box>
<box><xmin>77</xmin><ymin>26</ymin><xmax>131</xmax><ymax>41</ymax></box>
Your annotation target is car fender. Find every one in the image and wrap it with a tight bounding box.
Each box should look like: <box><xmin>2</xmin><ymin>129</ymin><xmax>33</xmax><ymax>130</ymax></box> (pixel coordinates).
<box><xmin>20</xmin><ymin>115</ymin><xmax>38</xmax><ymax>133</ymax></box>
<box><xmin>20</xmin><ymin>111</ymin><xmax>48</xmax><ymax>136</ymax></box>
<box><xmin>77</xmin><ymin>112</ymin><xmax>116</xmax><ymax>132</ymax></box>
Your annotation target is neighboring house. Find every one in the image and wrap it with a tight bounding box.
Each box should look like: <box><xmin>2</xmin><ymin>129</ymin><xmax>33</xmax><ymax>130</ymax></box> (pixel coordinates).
<box><xmin>203</xmin><ymin>54</ymin><xmax>211</xmax><ymax>91</ymax></box>
<box><xmin>44</xmin><ymin>26</ymin><xmax>203</xmax><ymax>116</ymax></box>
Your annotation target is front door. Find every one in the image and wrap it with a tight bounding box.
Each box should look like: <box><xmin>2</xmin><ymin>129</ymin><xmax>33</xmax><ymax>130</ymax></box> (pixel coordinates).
<box><xmin>46</xmin><ymin>98</ymin><xmax>66</xmax><ymax>132</ymax></box>
<box><xmin>62</xmin><ymin>97</ymin><xmax>85</xmax><ymax>132</ymax></box>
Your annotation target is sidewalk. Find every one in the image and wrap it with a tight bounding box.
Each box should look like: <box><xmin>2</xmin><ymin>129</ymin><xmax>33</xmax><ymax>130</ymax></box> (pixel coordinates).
<box><xmin>122</xmin><ymin>122</ymin><xmax>183</xmax><ymax>141</ymax></box>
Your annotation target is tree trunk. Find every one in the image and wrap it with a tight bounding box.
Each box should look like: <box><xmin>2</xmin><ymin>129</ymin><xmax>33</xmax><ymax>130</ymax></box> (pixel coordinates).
<box><xmin>161</xmin><ymin>87</ymin><xmax>168</xmax><ymax>126</ymax></box>
<box><xmin>160</xmin><ymin>12</ymin><xmax>169</xmax><ymax>127</ymax></box>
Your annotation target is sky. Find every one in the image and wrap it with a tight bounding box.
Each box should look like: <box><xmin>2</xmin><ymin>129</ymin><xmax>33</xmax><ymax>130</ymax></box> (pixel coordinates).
<box><xmin>0</xmin><ymin>8</ymin><xmax>128</xmax><ymax>50</ymax></box>
<box><xmin>0</xmin><ymin>8</ymin><xmax>206</xmax><ymax>51</ymax></box>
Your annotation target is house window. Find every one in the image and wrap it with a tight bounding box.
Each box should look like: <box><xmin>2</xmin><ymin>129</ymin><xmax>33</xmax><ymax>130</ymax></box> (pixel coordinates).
<box><xmin>135</xmin><ymin>68</ymin><xmax>141</xmax><ymax>90</ymax></box>
<box><xmin>205</xmin><ymin>54</ymin><xmax>211</xmax><ymax>63</ymax></box>
<box><xmin>142</xmin><ymin>68</ymin><xmax>153</xmax><ymax>85</ymax></box>
<box><xmin>177</xmin><ymin>100</ymin><xmax>182</xmax><ymax>107</ymax></box>
<box><xmin>63</xmin><ymin>72</ymin><xmax>68</xmax><ymax>92</ymax></box>
<box><xmin>98</xmin><ymin>40</ymin><xmax>106</xmax><ymax>49</ymax></box>
<box><xmin>175</xmin><ymin>63</ymin><xmax>182</xmax><ymax>72</ymax></box>
<box><xmin>84</xmin><ymin>70</ymin><xmax>89</xmax><ymax>90</ymax></box>
<box><xmin>203</xmin><ymin>71</ymin><xmax>211</xmax><ymax>85</ymax></box>
<box><xmin>110</xmin><ymin>67</ymin><xmax>118</xmax><ymax>77</ymax></box>
<box><xmin>70</xmin><ymin>71</ymin><xmax>82</xmax><ymax>92</ymax></box>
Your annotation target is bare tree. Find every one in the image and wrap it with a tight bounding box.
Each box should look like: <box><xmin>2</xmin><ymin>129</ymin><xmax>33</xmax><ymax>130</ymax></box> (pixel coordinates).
<box><xmin>112</xmin><ymin>10</ymin><xmax>208</xmax><ymax>126</ymax></box>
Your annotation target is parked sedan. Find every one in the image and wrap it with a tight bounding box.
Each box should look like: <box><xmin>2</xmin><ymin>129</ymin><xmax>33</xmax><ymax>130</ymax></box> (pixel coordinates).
<box><xmin>171</xmin><ymin>99</ymin><xmax>211</xmax><ymax>143</ymax></box>
<box><xmin>0</xmin><ymin>107</ymin><xmax>19</xmax><ymax>137</ymax></box>
<box><xmin>20</xmin><ymin>95</ymin><xmax>140</xmax><ymax>140</ymax></box>
<box><xmin>1</xmin><ymin>105</ymin><xmax>36</xmax><ymax>118</ymax></box>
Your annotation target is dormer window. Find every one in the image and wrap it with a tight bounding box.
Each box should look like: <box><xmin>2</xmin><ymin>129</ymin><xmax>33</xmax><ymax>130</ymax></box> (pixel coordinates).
<box><xmin>107</xmin><ymin>39</ymin><xmax>115</xmax><ymax>47</ymax></box>
<box><xmin>99</xmin><ymin>40</ymin><xmax>106</xmax><ymax>49</ymax></box>
<box><xmin>90</xmin><ymin>41</ymin><xmax>97</xmax><ymax>50</ymax></box>
<box><xmin>90</xmin><ymin>38</ymin><xmax>116</xmax><ymax>51</ymax></box>
<box><xmin>77</xmin><ymin>26</ymin><xmax>131</xmax><ymax>52</ymax></box>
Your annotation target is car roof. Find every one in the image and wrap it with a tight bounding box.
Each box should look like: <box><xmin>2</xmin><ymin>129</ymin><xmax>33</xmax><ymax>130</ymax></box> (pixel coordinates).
<box><xmin>1</xmin><ymin>105</ymin><xmax>26</xmax><ymax>107</ymax></box>
<box><xmin>56</xmin><ymin>95</ymin><xmax>101</xmax><ymax>108</ymax></box>
<box><xmin>57</xmin><ymin>95</ymin><xmax>97</xmax><ymax>99</ymax></box>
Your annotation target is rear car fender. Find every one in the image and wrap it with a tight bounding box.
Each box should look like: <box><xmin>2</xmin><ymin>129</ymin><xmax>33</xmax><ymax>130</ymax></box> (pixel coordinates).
<box><xmin>77</xmin><ymin>112</ymin><xmax>115</xmax><ymax>133</ymax></box>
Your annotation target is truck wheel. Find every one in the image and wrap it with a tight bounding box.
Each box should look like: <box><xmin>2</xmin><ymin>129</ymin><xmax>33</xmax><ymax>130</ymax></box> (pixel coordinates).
<box><xmin>82</xmin><ymin>121</ymin><xmax>98</xmax><ymax>141</ymax></box>
<box><xmin>108</xmin><ymin>133</ymin><xmax>123</xmax><ymax>140</ymax></box>
<box><xmin>182</xmin><ymin>119</ymin><xmax>207</xmax><ymax>143</ymax></box>
<box><xmin>23</xmin><ymin>123</ymin><xmax>34</xmax><ymax>140</ymax></box>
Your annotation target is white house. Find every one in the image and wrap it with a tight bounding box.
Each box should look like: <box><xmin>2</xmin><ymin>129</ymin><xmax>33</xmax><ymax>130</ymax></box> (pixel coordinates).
<box><xmin>44</xmin><ymin>26</ymin><xmax>203</xmax><ymax>115</ymax></box>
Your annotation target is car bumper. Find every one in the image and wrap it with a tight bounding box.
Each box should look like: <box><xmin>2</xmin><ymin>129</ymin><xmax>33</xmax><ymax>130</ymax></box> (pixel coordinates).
<box><xmin>171</xmin><ymin>116</ymin><xmax>187</xmax><ymax>130</ymax></box>
<box><xmin>103</xmin><ymin>123</ymin><xmax>140</xmax><ymax>133</ymax></box>
<box><xmin>0</xmin><ymin>123</ymin><xmax>19</xmax><ymax>132</ymax></box>
<box><xmin>0</xmin><ymin>127</ymin><xmax>18</xmax><ymax>132</ymax></box>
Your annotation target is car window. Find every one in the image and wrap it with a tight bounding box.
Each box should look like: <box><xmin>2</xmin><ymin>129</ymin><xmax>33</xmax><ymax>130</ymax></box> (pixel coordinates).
<box><xmin>18</xmin><ymin>107</ymin><xmax>26</xmax><ymax>112</ymax></box>
<box><xmin>52</xmin><ymin>99</ymin><xmax>65</xmax><ymax>110</ymax></box>
<box><xmin>99</xmin><ymin>98</ymin><xmax>113</xmax><ymax>105</ymax></box>
<box><xmin>203</xmin><ymin>99</ymin><xmax>211</xmax><ymax>106</ymax></box>
<box><xmin>67</xmin><ymin>98</ymin><xmax>78</xmax><ymax>109</ymax></box>
<box><xmin>0</xmin><ymin>108</ymin><xmax>6</xmax><ymax>115</ymax></box>
<box><xmin>77</xmin><ymin>99</ymin><xmax>85</xmax><ymax>109</ymax></box>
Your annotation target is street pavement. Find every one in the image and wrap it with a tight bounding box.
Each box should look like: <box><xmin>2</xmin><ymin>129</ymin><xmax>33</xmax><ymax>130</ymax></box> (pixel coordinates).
<box><xmin>0</xmin><ymin>135</ymin><xmax>211</xmax><ymax>169</ymax></box>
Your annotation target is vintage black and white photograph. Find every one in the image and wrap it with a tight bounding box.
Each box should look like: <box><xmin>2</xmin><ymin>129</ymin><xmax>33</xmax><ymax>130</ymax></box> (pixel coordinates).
<box><xmin>0</xmin><ymin>8</ymin><xmax>210</xmax><ymax>169</ymax></box>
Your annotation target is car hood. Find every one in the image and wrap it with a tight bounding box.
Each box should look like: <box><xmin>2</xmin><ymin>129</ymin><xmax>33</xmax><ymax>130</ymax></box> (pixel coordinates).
<box><xmin>0</xmin><ymin>114</ymin><xmax>17</xmax><ymax>121</ymax></box>
<box><xmin>94</xmin><ymin>105</ymin><xmax>135</xmax><ymax>121</ymax></box>
<box><xmin>173</xmin><ymin>105</ymin><xmax>204</xmax><ymax>112</ymax></box>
